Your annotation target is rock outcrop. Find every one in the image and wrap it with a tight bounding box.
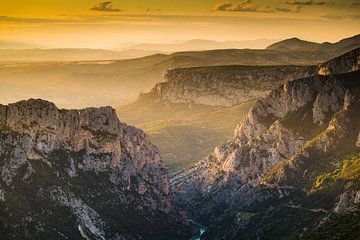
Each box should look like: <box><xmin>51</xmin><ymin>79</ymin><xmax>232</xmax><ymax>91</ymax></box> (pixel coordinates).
<box><xmin>151</xmin><ymin>48</ymin><xmax>359</xmax><ymax>107</ymax></box>
<box><xmin>334</xmin><ymin>190</ymin><xmax>360</xmax><ymax>214</ymax></box>
<box><xmin>318</xmin><ymin>48</ymin><xmax>360</xmax><ymax>75</ymax></box>
<box><xmin>170</xmin><ymin>49</ymin><xmax>360</xmax><ymax>239</ymax></box>
<box><xmin>152</xmin><ymin>65</ymin><xmax>314</xmax><ymax>107</ymax></box>
<box><xmin>171</xmin><ymin>72</ymin><xmax>355</xmax><ymax>208</ymax></box>
<box><xmin>0</xmin><ymin>99</ymin><xmax>192</xmax><ymax>240</ymax></box>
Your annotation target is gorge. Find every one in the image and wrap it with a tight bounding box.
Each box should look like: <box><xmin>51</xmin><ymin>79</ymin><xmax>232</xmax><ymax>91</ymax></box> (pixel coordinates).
<box><xmin>1</xmin><ymin>37</ymin><xmax>360</xmax><ymax>240</ymax></box>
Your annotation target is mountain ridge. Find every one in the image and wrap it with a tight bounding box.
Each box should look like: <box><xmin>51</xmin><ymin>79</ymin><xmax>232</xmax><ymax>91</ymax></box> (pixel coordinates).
<box><xmin>0</xmin><ymin>99</ymin><xmax>193</xmax><ymax>239</ymax></box>
<box><xmin>267</xmin><ymin>34</ymin><xmax>360</xmax><ymax>53</ymax></box>
<box><xmin>170</xmin><ymin>48</ymin><xmax>360</xmax><ymax>239</ymax></box>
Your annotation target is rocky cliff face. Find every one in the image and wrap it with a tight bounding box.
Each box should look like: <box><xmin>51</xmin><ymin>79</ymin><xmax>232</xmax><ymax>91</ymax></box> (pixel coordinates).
<box><xmin>151</xmin><ymin>48</ymin><xmax>359</xmax><ymax>107</ymax></box>
<box><xmin>152</xmin><ymin>65</ymin><xmax>314</xmax><ymax>107</ymax></box>
<box><xmin>0</xmin><ymin>99</ymin><xmax>192</xmax><ymax>240</ymax></box>
<box><xmin>171</xmin><ymin>72</ymin><xmax>354</xmax><ymax>205</ymax></box>
<box><xmin>318</xmin><ymin>48</ymin><xmax>360</xmax><ymax>75</ymax></box>
<box><xmin>170</xmin><ymin>49</ymin><xmax>360</xmax><ymax>239</ymax></box>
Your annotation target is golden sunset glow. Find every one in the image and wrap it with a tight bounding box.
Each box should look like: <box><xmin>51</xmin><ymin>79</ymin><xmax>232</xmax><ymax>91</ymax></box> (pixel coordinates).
<box><xmin>0</xmin><ymin>0</ymin><xmax>359</xmax><ymax>48</ymax></box>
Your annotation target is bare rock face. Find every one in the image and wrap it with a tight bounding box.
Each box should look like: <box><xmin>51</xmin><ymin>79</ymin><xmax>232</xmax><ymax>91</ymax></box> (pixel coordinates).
<box><xmin>172</xmin><ymin>73</ymin><xmax>349</xmax><ymax>208</ymax></box>
<box><xmin>318</xmin><ymin>48</ymin><xmax>360</xmax><ymax>75</ymax></box>
<box><xmin>0</xmin><ymin>99</ymin><xmax>192</xmax><ymax>240</ymax></box>
<box><xmin>152</xmin><ymin>65</ymin><xmax>315</xmax><ymax>107</ymax></box>
<box><xmin>170</xmin><ymin>49</ymin><xmax>360</xmax><ymax>237</ymax></box>
<box><xmin>334</xmin><ymin>190</ymin><xmax>360</xmax><ymax>213</ymax></box>
<box><xmin>151</xmin><ymin>49</ymin><xmax>359</xmax><ymax>108</ymax></box>
<box><xmin>1</xmin><ymin>99</ymin><xmax>164</xmax><ymax>190</ymax></box>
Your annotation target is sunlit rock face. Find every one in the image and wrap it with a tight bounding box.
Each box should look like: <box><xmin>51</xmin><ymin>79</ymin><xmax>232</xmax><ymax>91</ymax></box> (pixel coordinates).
<box><xmin>318</xmin><ymin>48</ymin><xmax>360</xmax><ymax>75</ymax></box>
<box><xmin>0</xmin><ymin>99</ymin><xmax>192</xmax><ymax>240</ymax></box>
<box><xmin>152</xmin><ymin>65</ymin><xmax>316</xmax><ymax>107</ymax></box>
<box><xmin>151</xmin><ymin>49</ymin><xmax>360</xmax><ymax>108</ymax></box>
<box><xmin>170</xmin><ymin>49</ymin><xmax>360</xmax><ymax>239</ymax></box>
<box><xmin>334</xmin><ymin>190</ymin><xmax>360</xmax><ymax>214</ymax></box>
<box><xmin>171</xmin><ymin>73</ymin><xmax>351</xmax><ymax>206</ymax></box>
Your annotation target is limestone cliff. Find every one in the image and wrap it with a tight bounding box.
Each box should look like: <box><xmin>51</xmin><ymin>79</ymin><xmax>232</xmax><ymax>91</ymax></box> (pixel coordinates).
<box><xmin>152</xmin><ymin>65</ymin><xmax>314</xmax><ymax>107</ymax></box>
<box><xmin>0</xmin><ymin>99</ymin><xmax>192</xmax><ymax>240</ymax></box>
<box><xmin>151</xmin><ymin>48</ymin><xmax>359</xmax><ymax>107</ymax></box>
<box><xmin>170</xmin><ymin>49</ymin><xmax>360</xmax><ymax>240</ymax></box>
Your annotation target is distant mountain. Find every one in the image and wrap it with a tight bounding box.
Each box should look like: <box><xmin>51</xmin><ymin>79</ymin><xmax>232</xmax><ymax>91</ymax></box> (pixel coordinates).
<box><xmin>267</xmin><ymin>34</ymin><xmax>360</xmax><ymax>54</ymax></box>
<box><xmin>125</xmin><ymin>39</ymin><xmax>278</xmax><ymax>52</ymax></box>
<box><xmin>0</xmin><ymin>34</ymin><xmax>359</xmax><ymax>109</ymax></box>
<box><xmin>0</xmin><ymin>47</ymin><xmax>334</xmax><ymax>109</ymax></box>
<box><xmin>114</xmin><ymin>49</ymin><xmax>166</xmax><ymax>59</ymax></box>
<box><xmin>266</xmin><ymin>37</ymin><xmax>320</xmax><ymax>51</ymax></box>
<box><xmin>0</xmin><ymin>48</ymin><xmax>161</xmax><ymax>62</ymax></box>
<box><xmin>0</xmin><ymin>40</ymin><xmax>41</xmax><ymax>49</ymax></box>
<box><xmin>0</xmin><ymin>99</ymin><xmax>193</xmax><ymax>239</ymax></box>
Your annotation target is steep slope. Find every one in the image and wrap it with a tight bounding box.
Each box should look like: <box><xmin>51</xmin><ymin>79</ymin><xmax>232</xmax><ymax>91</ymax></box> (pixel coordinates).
<box><xmin>151</xmin><ymin>65</ymin><xmax>315</xmax><ymax>107</ymax></box>
<box><xmin>0</xmin><ymin>99</ymin><xmax>193</xmax><ymax>240</ymax></box>
<box><xmin>170</xmin><ymin>48</ymin><xmax>360</xmax><ymax>239</ymax></box>
<box><xmin>149</xmin><ymin>46</ymin><xmax>360</xmax><ymax>107</ymax></box>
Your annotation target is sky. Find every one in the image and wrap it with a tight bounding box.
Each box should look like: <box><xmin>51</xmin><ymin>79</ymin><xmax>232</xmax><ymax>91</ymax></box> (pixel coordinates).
<box><xmin>0</xmin><ymin>0</ymin><xmax>360</xmax><ymax>49</ymax></box>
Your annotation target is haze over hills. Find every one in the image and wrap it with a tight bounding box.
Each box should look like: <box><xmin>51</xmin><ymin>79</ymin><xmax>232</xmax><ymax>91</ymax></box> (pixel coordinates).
<box><xmin>0</xmin><ymin>48</ymin><xmax>164</xmax><ymax>62</ymax></box>
<box><xmin>1</xmin><ymin>34</ymin><xmax>360</xmax><ymax>109</ymax></box>
<box><xmin>0</xmin><ymin>38</ymin><xmax>276</xmax><ymax>62</ymax></box>
<box><xmin>2</xmin><ymin>34</ymin><xmax>359</xmax><ymax>63</ymax></box>
<box><xmin>122</xmin><ymin>39</ymin><xmax>278</xmax><ymax>52</ymax></box>
<box><xmin>0</xmin><ymin>40</ymin><xmax>42</xmax><ymax>49</ymax></box>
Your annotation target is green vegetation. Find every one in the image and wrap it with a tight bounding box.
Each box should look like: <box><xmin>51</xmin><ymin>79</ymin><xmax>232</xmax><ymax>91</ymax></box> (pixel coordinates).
<box><xmin>236</xmin><ymin>211</ymin><xmax>256</xmax><ymax>222</ymax></box>
<box><xmin>311</xmin><ymin>153</ymin><xmax>360</xmax><ymax>193</ymax></box>
<box><xmin>301</xmin><ymin>211</ymin><xmax>360</xmax><ymax>240</ymax></box>
<box><xmin>118</xmin><ymin>92</ymin><xmax>254</xmax><ymax>173</ymax></box>
<box><xmin>224</xmin><ymin>192</ymin><xmax>327</xmax><ymax>240</ymax></box>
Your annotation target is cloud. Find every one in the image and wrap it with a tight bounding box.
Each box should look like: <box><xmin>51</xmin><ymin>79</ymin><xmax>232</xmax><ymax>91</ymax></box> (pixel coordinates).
<box><xmin>285</xmin><ymin>0</ymin><xmax>325</xmax><ymax>5</ymax></box>
<box><xmin>321</xmin><ymin>14</ymin><xmax>345</xmax><ymax>20</ymax></box>
<box><xmin>276</xmin><ymin>6</ymin><xmax>302</xmax><ymax>12</ymax></box>
<box><xmin>91</xmin><ymin>1</ymin><xmax>121</xmax><ymax>12</ymax></box>
<box><xmin>213</xmin><ymin>0</ymin><xmax>272</xmax><ymax>12</ymax></box>
<box><xmin>146</xmin><ymin>8</ymin><xmax>163</xmax><ymax>12</ymax></box>
<box><xmin>0</xmin><ymin>16</ymin><xmax>64</xmax><ymax>23</ymax></box>
<box><xmin>349</xmin><ymin>14</ymin><xmax>360</xmax><ymax>19</ymax></box>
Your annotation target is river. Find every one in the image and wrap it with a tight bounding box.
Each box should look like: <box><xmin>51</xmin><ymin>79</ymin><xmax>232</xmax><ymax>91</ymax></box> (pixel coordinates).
<box><xmin>189</xmin><ymin>219</ymin><xmax>207</xmax><ymax>240</ymax></box>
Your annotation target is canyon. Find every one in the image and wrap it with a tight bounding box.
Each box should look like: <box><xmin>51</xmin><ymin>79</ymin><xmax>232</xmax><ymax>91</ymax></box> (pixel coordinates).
<box><xmin>0</xmin><ymin>36</ymin><xmax>360</xmax><ymax>240</ymax></box>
